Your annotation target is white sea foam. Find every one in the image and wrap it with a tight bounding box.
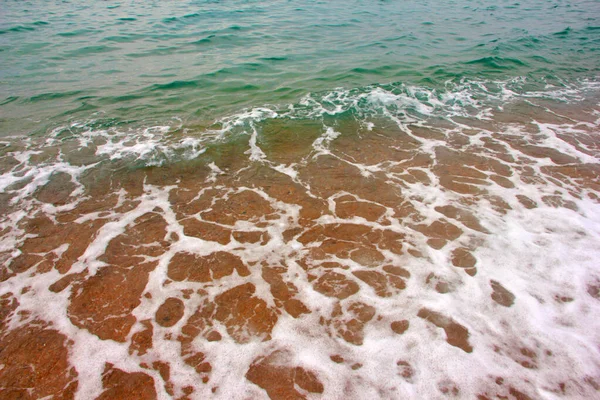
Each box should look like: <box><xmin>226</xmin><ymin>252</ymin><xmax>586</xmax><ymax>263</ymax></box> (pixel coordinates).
<box><xmin>0</xmin><ymin>78</ymin><xmax>599</xmax><ymax>399</ymax></box>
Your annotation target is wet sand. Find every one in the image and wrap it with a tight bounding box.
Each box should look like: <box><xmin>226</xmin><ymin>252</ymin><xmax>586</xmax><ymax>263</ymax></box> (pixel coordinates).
<box><xmin>1</xmin><ymin>97</ymin><xmax>600</xmax><ymax>399</ymax></box>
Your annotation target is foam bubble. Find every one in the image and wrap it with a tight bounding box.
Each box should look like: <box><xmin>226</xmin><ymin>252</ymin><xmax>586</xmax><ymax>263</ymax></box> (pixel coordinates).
<box><xmin>1</xmin><ymin>77</ymin><xmax>599</xmax><ymax>399</ymax></box>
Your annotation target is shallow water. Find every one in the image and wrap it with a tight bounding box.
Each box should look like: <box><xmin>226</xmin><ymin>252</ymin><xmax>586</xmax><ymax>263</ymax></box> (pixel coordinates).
<box><xmin>1</xmin><ymin>1</ymin><xmax>600</xmax><ymax>399</ymax></box>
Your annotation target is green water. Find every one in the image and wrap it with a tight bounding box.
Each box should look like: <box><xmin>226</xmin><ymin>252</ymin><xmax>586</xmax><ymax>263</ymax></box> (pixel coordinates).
<box><xmin>1</xmin><ymin>0</ymin><xmax>599</xmax><ymax>136</ymax></box>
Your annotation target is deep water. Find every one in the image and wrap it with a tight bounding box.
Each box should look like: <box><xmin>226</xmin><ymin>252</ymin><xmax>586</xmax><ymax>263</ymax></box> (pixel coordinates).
<box><xmin>1</xmin><ymin>0</ymin><xmax>599</xmax><ymax>135</ymax></box>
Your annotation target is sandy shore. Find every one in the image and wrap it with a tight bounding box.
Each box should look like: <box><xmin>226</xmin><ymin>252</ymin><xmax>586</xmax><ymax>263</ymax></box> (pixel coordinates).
<box><xmin>1</xmin><ymin>96</ymin><xmax>599</xmax><ymax>399</ymax></box>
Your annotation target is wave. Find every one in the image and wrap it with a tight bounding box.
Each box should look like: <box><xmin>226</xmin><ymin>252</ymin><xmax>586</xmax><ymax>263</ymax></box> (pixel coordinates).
<box><xmin>1</xmin><ymin>76</ymin><xmax>593</xmax><ymax>172</ymax></box>
<box><xmin>0</xmin><ymin>25</ymin><xmax>35</xmax><ymax>34</ymax></box>
<box><xmin>29</xmin><ymin>91</ymin><xmax>85</xmax><ymax>102</ymax></box>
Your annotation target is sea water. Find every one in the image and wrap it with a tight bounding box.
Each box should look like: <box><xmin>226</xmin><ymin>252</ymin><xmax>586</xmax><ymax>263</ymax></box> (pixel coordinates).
<box><xmin>0</xmin><ymin>0</ymin><xmax>599</xmax><ymax>399</ymax></box>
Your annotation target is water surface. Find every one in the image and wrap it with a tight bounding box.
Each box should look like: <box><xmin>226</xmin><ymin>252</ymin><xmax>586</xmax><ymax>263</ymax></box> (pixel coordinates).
<box><xmin>0</xmin><ymin>1</ymin><xmax>600</xmax><ymax>399</ymax></box>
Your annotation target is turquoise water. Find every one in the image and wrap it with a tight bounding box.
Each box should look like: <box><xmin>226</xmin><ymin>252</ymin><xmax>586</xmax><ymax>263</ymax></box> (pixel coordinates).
<box><xmin>1</xmin><ymin>0</ymin><xmax>599</xmax><ymax>136</ymax></box>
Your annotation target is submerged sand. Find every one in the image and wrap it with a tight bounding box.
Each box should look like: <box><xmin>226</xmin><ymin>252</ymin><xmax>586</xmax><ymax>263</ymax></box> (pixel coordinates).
<box><xmin>0</xmin><ymin>93</ymin><xmax>599</xmax><ymax>399</ymax></box>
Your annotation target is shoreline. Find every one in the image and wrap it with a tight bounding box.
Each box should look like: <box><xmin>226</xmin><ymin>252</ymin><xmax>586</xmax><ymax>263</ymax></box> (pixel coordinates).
<box><xmin>1</xmin><ymin>92</ymin><xmax>599</xmax><ymax>398</ymax></box>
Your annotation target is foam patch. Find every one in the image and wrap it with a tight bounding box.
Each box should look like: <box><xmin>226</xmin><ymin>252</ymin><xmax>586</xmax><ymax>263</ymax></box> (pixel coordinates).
<box><xmin>1</xmin><ymin>79</ymin><xmax>599</xmax><ymax>399</ymax></box>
